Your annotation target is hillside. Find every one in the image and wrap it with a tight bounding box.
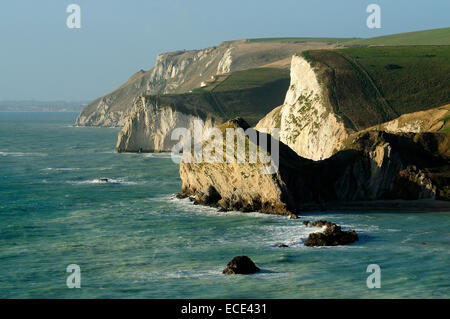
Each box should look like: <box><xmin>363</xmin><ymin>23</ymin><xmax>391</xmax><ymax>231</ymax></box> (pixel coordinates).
<box><xmin>248</xmin><ymin>28</ymin><xmax>450</xmax><ymax>47</ymax></box>
<box><xmin>345</xmin><ymin>27</ymin><xmax>450</xmax><ymax>46</ymax></box>
<box><xmin>146</xmin><ymin>68</ymin><xmax>289</xmax><ymax>126</ymax></box>
<box><xmin>76</xmin><ymin>40</ymin><xmax>335</xmax><ymax>127</ymax></box>
<box><xmin>256</xmin><ymin>45</ymin><xmax>450</xmax><ymax>160</ymax></box>
<box><xmin>76</xmin><ymin>28</ymin><xmax>450</xmax><ymax>128</ymax></box>
<box><xmin>302</xmin><ymin>45</ymin><xmax>450</xmax><ymax>131</ymax></box>
<box><xmin>115</xmin><ymin>67</ymin><xmax>290</xmax><ymax>152</ymax></box>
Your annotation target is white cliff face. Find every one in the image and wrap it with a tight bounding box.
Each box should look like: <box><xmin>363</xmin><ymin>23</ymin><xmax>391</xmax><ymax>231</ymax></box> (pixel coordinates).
<box><xmin>78</xmin><ymin>40</ymin><xmax>334</xmax><ymax>127</ymax></box>
<box><xmin>256</xmin><ymin>55</ymin><xmax>349</xmax><ymax>161</ymax></box>
<box><xmin>116</xmin><ymin>97</ymin><xmax>215</xmax><ymax>153</ymax></box>
<box><xmin>77</xmin><ymin>46</ymin><xmax>226</xmax><ymax>127</ymax></box>
<box><xmin>216</xmin><ymin>47</ymin><xmax>233</xmax><ymax>75</ymax></box>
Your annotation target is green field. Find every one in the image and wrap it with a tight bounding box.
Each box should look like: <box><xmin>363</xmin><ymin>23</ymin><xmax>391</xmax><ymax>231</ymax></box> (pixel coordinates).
<box><xmin>345</xmin><ymin>27</ymin><xmax>450</xmax><ymax>46</ymax></box>
<box><xmin>302</xmin><ymin>45</ymin><xmax>450</xmax><ymax>130</ymax></box>
<box><xmin>145</xmin><ymin>68</ymin><xmax>290</xmax><ymax>126</ymax></box>
<box><xmin>212</xmin><ymin>68</ymin><xmax>289</xmax><ymax>92</ymax></box>
<box><xmin>247</xmin><ymin>37</ymin><xmax>358</xmax><ymax>45</ymax></box>
<box><xmin>248</xmin><ymin>28</ymin><xmax>450</xmax><ymax>47</ymax></box>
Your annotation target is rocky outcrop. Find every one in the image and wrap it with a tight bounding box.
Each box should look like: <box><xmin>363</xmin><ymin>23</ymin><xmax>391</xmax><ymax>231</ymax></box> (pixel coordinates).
<box><xmin>365</xmin><ymin>104</ymin><xmax>450</xmax><ymax>134</ymax></box>
<box><xmin>256</xmin><ymin>55</ymin><xmax>350</xmax><ymax>160</ymax></box>
<box><xmin>116</xmin><ymin>96</ymin><xmax>216</xmax><ymax>152</ymax></box>
<box><xmin>223</xmin><ymin>256</ymin><xmax>260</xmax><ymax>275</ymax></box>
<box><xmin>178</xmin><ymin>118</ymin><xmax>309</xmax><ymax>217</ymax></box>
<box><xmin>179</xmin><ymin>118</ymin><xmax>450</xmax><ymax>215</ymax></box>
<box><xmin>76</xmin><ymin>41</ymin><xmax>334</xmax><ymax>127</ymax></box>
<box><xmin>303</xmin><ymin>221</ymin><xmax>359</xmax><ymax>246</ymax></box>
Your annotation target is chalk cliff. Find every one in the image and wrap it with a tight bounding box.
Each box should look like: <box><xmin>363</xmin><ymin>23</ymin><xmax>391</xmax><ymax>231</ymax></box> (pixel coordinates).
<box><xmin>76</xmin><ymin>41</ymin><xmax>333</xmax><ymax>127</ymax></box>
<box><xmin>256</xmin><ymin>51</ymin><xmax>450</xmax><ymax>161</ymax></box>
<box><xmin>116</xmin><ymin>96</ymin><xmax>216</xmax><ymax>153</ymax></box>
<box><xmin>256</xmin><ymin>55</ymin><xmax>349</xmax><ymax>160</ymax></box>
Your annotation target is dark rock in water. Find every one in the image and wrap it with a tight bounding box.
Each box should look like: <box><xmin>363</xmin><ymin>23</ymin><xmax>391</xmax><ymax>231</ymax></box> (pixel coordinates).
<box><xmin>303</xmin><ymin>220</ymin><xmax>334</xmax><ymax>228</ymax></box>
<box><xmin>278</xmin><ymin>244</ymin><xmax>289</xmax><ymax>248</ymax></box>
<box><xmin>223</xmin><ymin>256</ymin><xmax>260</xmax><ymax>275</ymax></box>
<box><xmin>304</xmin><ymin>221</ymin><xmax>358</xmax><ymax>246</ymax></box>
<box><xmin>99</xmin><ymin>178</ymin><xmax>108</xmax><ymax>183</ymax></box>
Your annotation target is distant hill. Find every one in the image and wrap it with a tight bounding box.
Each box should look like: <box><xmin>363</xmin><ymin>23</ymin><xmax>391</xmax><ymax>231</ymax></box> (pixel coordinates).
<box><xmin>76</xmin><ymin>27</ymin><xmax>450</xmax><ymax>127</ymax></box>
<box><xmin>0</xmin><ymin>101</ymin><xmax>87</xmax><ymax>112</ymax></box>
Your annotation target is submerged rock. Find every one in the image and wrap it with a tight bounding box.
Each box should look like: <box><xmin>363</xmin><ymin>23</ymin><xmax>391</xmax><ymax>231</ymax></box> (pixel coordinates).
<box><xmin>304</xmin><ymin>221</ymin><xmax>359</xmax><ymax>246</ymax></box>
<box><xmin>278</xmin><ymin>244</ymin><xmax>289</xmax><ymax>248</ymax></box>
<box><xmin>223</xmin><ymin>256</ymin><xmax>260</xmax><ymax>275</ymax></box>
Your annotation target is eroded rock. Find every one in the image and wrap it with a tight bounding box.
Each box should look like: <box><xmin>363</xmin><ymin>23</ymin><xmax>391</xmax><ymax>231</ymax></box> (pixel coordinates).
<box><xmin>223</xmin><ymin>256</ymin><xmax>260</xmax><ymax>275</ymax></box>
<box><xmin>304</xmin><ymin>221</ymin><xmax>359</xmax><ymax>246</ymax></box>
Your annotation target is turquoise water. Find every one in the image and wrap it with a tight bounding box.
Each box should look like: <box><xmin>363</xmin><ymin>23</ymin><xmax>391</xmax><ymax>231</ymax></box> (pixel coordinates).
<box><xmin>0</xmin><ymin>112</ymin><xmax>448</xmax><ymax>298</ymax></box>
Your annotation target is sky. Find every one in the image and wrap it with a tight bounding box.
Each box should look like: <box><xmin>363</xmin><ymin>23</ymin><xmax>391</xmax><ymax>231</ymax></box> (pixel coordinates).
<box><xmin>0</xmin><ymin>0</ymin><xmax>448</xmax><ymax>102</ymax></box>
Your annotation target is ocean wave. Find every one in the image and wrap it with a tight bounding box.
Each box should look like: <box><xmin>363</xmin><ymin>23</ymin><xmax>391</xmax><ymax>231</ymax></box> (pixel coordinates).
<box><xmin>66</xmin><ymin>178</ymin><xmax>139</xmax><ymax>185</ymax></box>
<box><xmin>41</xmin><ymin>167</ymin><xmax>80</xmax><ymax>171</ymax></box>
<box><xmin>0</xmin><ymin>151</ymin><xmax>48</xmax><ymax>157</ymax></box>
<box><xmin>135</xmin><ymin>269</ymin><xmax>222</xmax><ymax>280</ymax></box>
<box><xmin>144</xmin><ymin>152</ymin><xmax>179</xmax><ymax>160</ymax></box>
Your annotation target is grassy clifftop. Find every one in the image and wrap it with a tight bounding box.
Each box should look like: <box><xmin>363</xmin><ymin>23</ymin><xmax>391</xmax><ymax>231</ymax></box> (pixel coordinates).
<box><xmin>345</xmin><ymin>27</ymin><xmax>450</xmax><ymax>46</ymax></box>
<box><xmin>249</xmin><ymin>28</ymin><xmax>450</xmax><ymax>46</ymax></box>
<box><xmin>301</xmin><ymin>45</ymin><xmax>450</xmax><ymax>131</ymax></box>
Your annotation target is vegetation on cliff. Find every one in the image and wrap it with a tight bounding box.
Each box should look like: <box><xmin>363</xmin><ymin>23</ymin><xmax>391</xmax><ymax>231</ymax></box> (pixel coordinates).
<box><xmin>142</xmin><ymin>68</ymin><xmax>290</xmax><ymax>127</ymax></box>
<box><xmin>301</xmin><ymin>45</ymin><xmax>450</xmax><ymax>131</ymax></box>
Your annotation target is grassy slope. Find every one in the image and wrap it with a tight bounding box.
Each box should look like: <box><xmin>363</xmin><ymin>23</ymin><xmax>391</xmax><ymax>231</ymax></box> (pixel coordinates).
<box><xmin>302</xmin><ymin>46</ymin><xmax>450</xmax><ymax>130</ymax></box>
<box><xmin>248</xmin><ymin>37</ymin><xmax>357</xmax><ymax>44</ymax></box>
<box><xmin>248</xmin><ymin>28</ymin><xmax>450</xmax><ymax>46</ymax></box>
<box><xmin>145</xmin><ymin>68</ymin><xmax>290</xmax><ymax>126</ymax></box>
<box><xmin>345</xmin><ymin>27</ymin><xmax>450</xmax><ymax>46</ymax></box>
<box><xmin>339</xmin><ymin>46</ymin><xmax>450</xmax><ymax>115</ymax></box>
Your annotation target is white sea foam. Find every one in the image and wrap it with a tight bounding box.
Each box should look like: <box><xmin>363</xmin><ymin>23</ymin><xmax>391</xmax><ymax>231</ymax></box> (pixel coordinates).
<box><xmin>135</xmin><ymin>269</ymin><xmax>222</xmax><ymax>280</ymax></box>
<box><xmin>0</xmin><ymin>151</ymin><xmax>47</xmax><ymax>157</ymax></box>
<box><xmin>144</xmin><ymin>152</ymin><xmax>178</xmax><ymax>159</ymax></box>
<box><xmin>170</xmin><ymin>196</ymin><xmax>290</xmax><ymax>219</ymax></box>
<box><xmin>42</xmin><ymin>167</ymin><xmax>80</xmax><ymax>171</ymax></box>
<box><xmin>67</xmin><ymin>178</ymin><xmax>139</xmax><ymax>185</ymax></box>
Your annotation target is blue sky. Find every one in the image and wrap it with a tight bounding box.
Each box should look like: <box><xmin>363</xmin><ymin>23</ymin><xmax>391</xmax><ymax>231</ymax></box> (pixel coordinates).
<box><xmin>0</xmin><ymin>0</ymin><xmax>448</xmax><ymax>102</ymax></box>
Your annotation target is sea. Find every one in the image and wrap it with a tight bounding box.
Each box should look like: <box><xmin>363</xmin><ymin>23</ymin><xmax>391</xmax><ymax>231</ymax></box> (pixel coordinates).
<box><xmin>0</xmin><ymin>112</ymin><xmax>448</xmax><ymax>298</ymax></box>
